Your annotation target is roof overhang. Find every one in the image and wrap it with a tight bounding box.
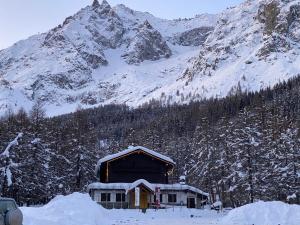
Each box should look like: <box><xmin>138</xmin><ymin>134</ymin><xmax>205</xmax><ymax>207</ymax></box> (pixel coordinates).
<box><xmin>88</xmin><ymin>182</ymin><xmax>209</xmax><ymax>197</ymax></box>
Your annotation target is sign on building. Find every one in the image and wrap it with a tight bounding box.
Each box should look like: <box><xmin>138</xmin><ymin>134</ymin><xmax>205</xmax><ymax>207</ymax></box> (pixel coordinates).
<box><xmin>135</xmin><ymin>187</ymin><xmax>140</xmax><ymax>207</ymax></box>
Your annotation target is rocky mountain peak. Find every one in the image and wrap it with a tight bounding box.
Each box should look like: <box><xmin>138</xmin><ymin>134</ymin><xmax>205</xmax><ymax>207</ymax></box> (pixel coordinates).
<box><xmin>93</xmin><ymin>0</ymin><xmax>112</xmax><ymax>15</ymax></box>
<box><xmin>142</xmin><ymin>20</ymin><xmax>153</xmax><ymax>29</ymax></box>
<box><xmin>92</xmin><ymin>0</ymin><xmax>100</xmax><ymax>8</ymax></box>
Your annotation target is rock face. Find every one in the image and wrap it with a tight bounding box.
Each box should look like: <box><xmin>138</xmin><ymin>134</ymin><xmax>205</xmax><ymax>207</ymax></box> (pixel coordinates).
<box><xmin>173</xmin><ymin>27</ymin><xmax>214</xmax><ymax>46</ymax></box>
<box><xmin>122</xmin><ymin>21</ymin><xmax>172</xmax><ymax>64</ymax></box>
<box><xmin>258</xmin><ymin>0</ymin><xmax>281</xmax><ymax>35</ymax></box>
<box><xmin>256</xmin><ymin>0</ymin><xmax>300</xmax><ymax>58</ymax></box>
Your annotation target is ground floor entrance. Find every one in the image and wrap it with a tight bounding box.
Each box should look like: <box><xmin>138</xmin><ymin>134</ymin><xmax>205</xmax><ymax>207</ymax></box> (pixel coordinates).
<box><xmin>89</xmin><ymin>179</ymin><xmax>209</xmax><ymax>209</ymax></box>
<box><xmin>129</xmin><ymin>187</ymin><xmax>151</xmax><ymax>209</ymax></box>
<box><xmin>141</xmin><ymin>187</ymin><xmax>151</xmax><ymax>209</ymax></box>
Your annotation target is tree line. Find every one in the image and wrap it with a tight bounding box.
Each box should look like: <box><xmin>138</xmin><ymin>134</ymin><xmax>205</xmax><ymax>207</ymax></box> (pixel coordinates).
<box><xmin>0</xmin><ymin>76</ymin><xmax>299</xmax><ymax>206</ymax></box>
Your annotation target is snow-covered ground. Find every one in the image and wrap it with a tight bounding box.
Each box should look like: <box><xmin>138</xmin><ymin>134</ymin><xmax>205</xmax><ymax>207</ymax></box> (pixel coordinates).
<box><xmin>20</xmin><ymin>193</ymin><xmax>300</xmax><ymax>225</ymax></box>
<box><xmin>21</xmin><ymin>193</ymin><xmax>109</xmax><ymax>225</ymax></box>
<box><xmin>223</xmin><ymin>201</ymin><xmax>300</xmax><ymax>225</ymax></box>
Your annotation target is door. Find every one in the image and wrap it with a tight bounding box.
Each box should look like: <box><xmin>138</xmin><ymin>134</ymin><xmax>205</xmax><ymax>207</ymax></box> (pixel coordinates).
<box><xmin>140</xmin><ymin>188</ymin><xmax>148</xmax><ymax>209</ymax></box>
<box><xmin>187</xmin><ymin>197</ymin><xmax>196</xmax><ymax>208</ymax></box>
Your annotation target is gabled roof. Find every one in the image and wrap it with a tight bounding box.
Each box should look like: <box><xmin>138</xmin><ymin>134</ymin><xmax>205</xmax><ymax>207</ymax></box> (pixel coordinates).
<box><xmin>96</xmin><ymin>146</ymin><xmax>175</xmax><ymax>175</ymax></box>
<box><xmin>126</xmin><ymin>179</ymin><xmax>154</xmax><ymax>193</ymax></box>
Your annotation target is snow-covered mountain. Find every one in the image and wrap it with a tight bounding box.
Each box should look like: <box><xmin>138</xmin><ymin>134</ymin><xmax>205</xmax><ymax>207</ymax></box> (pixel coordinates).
<box><xmin>1</xmin><ymin>0</ymin><xmax>299</xmax><ymax>116</ymax></box>
<box><xmin>0</xmin><ymin>0</ymin><xmax>216</xmax><ymax>116</ymax></box>
<box><xmin>178</xmin><ymin>0</ymin><xmax>300</xmax><ymax>99</ymax></box>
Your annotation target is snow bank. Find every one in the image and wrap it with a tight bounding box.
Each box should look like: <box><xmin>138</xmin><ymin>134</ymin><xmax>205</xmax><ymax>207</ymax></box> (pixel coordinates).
<box><xmin>21</xmin><ymin>193</ymin><xmax>300</xmax><ymax>225</ymax></box>
<box><xmin>222</xmin><ymin>201</ymin><xmax>300</xmax><ymax>225</ymax></box>
<box><xmin>21</xmin><ymin>192</ymin><xmax>109</xmax><ymax>225</ymax></box>
<box><xmin>20</xmin><ymin>193</ymin><xmax>221</xmax><ymax>225</ymax></box>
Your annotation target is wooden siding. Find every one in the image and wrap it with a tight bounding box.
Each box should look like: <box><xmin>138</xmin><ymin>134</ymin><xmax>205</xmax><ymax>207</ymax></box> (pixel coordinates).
<box><xmin>100</xmin><ymin>151</ymin><xmax>172</xmax><ymax>183</ymax></box>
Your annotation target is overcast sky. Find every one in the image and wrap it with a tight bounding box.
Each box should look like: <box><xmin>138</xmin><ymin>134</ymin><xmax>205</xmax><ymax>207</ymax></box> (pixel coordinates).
<box><xmin>0</xmin><ymin>0</ymin><xmax>243</xmax><ymax>50</ymax></box>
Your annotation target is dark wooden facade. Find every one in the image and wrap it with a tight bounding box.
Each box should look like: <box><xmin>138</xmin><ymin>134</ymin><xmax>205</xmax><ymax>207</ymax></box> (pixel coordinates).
<box><xmin>99</xmin><ymin>150</ymin><xmax>174</xmax><ymax>184</ymax></box>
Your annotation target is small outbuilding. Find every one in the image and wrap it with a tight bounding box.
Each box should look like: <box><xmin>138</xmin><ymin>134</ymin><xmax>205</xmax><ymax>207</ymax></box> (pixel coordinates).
<box><xmin>88</xmin><ymin>146</ymin><xmax>208</xmax><ymax>209</ymax></box>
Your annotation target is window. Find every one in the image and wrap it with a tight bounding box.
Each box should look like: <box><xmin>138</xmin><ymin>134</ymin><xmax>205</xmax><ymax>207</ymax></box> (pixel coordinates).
<box><xmin>116</xmin><ymin>193</ymin><xmax>126</xmax><ymax>202</ymax></box>
<box><xmin>168</xmin><ymin>194</ymin><xmax>177</xmax><ymax>203</ymax></box>
<box><xmin>101</xmin><ymin>193</ymin><xmax>111</xmax><ymax>202</ymax></box>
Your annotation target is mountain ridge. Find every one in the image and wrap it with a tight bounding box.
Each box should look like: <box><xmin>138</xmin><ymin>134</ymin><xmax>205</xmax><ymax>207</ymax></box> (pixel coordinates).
<box><xmin>1</xmin><ymin>0</ymin><xmax>300</xmax><ymax>116</ymax></box>
<box><xmin>0</xmin><ymin>0</ymin><xmax>216</xmax><ymax>116</ymax></box>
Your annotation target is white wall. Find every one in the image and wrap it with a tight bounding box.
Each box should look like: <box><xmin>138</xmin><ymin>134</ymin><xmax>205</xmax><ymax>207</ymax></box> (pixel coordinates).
<box><xmin>93</xmin><ymin>189</ymin><xmax>198</xmax><ymax>207</ymax></box>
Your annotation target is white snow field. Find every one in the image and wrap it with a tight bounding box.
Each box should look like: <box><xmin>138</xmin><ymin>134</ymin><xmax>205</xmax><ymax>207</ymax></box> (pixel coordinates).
<box><xmin>20</xmin><ymin>193</ymin><xmax>300</xmax><ymax>225</ymax></box>
<box><xmin>223</xmin><ymin>201</ymin><xmax>300</xmax><ymax>225</ymax></box>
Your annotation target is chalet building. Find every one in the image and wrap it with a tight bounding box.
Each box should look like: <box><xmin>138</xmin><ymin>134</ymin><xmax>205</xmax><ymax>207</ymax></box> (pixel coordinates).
<box><xmin>88</xmin><ymin>146</ymin><xmax>208</xmax><ymax>209</ymax></box>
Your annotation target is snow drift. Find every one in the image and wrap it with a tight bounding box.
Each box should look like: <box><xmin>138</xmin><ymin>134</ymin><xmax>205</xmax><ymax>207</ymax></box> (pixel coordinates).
<box><xmin>21</xmin><ymin>192</ymin><xmax>108</xmax><ymax>225</ymax></box>
<box><xmin>20</xmin><ymin>193</ymin><xmax>300</xmax><ymax>225</ymax></box>
<box><xmin>222</xmin><ymin>201</ymin><xmax>300</xmax><ymax>225</ymax></box>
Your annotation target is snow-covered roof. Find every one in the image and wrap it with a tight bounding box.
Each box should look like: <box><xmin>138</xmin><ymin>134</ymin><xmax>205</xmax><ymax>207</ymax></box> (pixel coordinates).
<box><xmin>0</xmin><ymin>197</ymin><xmax>17</xmax><ymax>201</ymax></box>
<box><xmin>96</xmin><ymin>146</ymin><xmax>175</xmax><ymax>174</ymax></box>
<box><xmin>88</xmin><ymin>181</ymin><xmax>208</xmax><ymax>196</ymax></box>
<box><xmin>127</xmin><ymin>179</ymin><xmax>154</xmax><ymax>193</ymax></box>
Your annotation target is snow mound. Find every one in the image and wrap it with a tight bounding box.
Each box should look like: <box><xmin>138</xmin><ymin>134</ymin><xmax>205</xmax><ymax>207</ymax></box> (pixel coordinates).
<box><xmin>21</xmin><ymin>192</ymin><xmax>108</xmax><ymax>225</ymax></box>
<box><xmin>222</xmin><ymin>201</ymin><xmax>300</xmax><ymax>225</ymax></box>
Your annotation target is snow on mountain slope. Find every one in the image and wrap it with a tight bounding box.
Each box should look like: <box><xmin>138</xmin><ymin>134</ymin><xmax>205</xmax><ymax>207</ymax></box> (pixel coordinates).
<box><xmin>0</xmin><ymin>0</ymin><xmax>216</xmax><ymax>116</ymax></box>
<box><xmin>167</xmin><ymin>0</ymin><xmax>300</xmax><ymax>103</ymax></box>
<box><xmin>1</xmin><ymin>0</ymin><xmax>300</xmax><ymax>116</ymax></box>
